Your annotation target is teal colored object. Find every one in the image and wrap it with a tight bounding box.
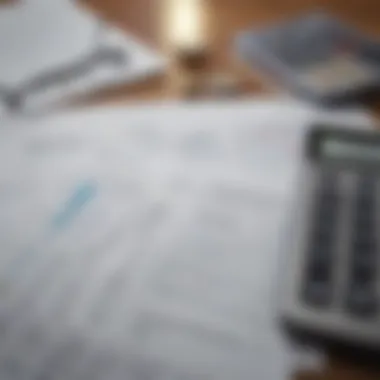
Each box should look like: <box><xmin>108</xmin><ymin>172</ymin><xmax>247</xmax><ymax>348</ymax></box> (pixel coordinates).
<box><xmin>51</xmin><ymin>180</ymin><xmax>98</xmax><ymax>231</ymax></box>
<box><xmin>4</xmin><ymin>181</ymin><xmax>97</xmax><ymax>279</ymax></box>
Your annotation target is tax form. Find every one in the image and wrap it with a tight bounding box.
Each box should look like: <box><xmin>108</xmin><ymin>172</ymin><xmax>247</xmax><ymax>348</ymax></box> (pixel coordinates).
<box><xmin>0</xmin><ymin>100</ymin><xmax>372</xmax><ymax>379</ymax></box>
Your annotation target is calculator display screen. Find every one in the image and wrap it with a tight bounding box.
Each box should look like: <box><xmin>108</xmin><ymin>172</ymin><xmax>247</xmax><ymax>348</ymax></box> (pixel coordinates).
<box><xmin>322</xmin><ymin>139</ymin><xmax>380</xmax><ymax>162</ymax></box>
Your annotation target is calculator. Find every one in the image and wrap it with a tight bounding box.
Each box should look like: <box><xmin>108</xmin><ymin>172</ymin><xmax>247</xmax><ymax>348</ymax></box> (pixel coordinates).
<box><xmin>280</xmin><ymin>125</ymin><xmax>380</xmax><ymax>352</ymax></box>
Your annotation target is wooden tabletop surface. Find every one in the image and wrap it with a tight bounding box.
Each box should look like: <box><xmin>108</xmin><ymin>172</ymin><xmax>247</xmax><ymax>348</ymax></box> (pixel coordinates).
<box><xmin>80</xmin><ymin>0</ymin><xmax>380</xmax><ymax>113</ymax></box>
<box><xmin>80</xmin><ymin>1</ymin><xmax>380</xmax><ymax>379</ymax></box>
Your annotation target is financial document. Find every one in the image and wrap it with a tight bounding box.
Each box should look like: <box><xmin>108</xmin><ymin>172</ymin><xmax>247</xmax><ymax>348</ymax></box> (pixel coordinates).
<box><xmin>0</xmin><ymin>100</ymin><xmax>373</xmax><ymax>379</ymax></box>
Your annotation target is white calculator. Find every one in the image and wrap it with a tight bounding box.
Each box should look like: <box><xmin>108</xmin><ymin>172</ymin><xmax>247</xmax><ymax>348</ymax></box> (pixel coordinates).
<box><xmin>280</xmin><ymin>125</ymin><xmax>380</xmax><ymax>352</ymax></box>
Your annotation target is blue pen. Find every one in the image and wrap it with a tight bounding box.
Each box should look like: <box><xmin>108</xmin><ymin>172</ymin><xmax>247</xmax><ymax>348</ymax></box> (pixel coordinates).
<box><xmin>4</xmin><ymin>180</ymin><xmax>98</xmax><ymax>279</ymax></box>
<box><xmin>51</xmin><ymin>180</ymin><xmax>98</xmax><ymax>231</ymax></box>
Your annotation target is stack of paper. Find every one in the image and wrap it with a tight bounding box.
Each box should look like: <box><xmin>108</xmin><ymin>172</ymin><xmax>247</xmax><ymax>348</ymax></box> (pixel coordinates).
<box><xmin>0</xmin><ymin>100</ymin><xmax>372</xmax><ymax>379</ymax></box>
<box><xmin>0</xmin><ymin>0</ymin><xmax>166</xmax><ymax>115</ymax></box>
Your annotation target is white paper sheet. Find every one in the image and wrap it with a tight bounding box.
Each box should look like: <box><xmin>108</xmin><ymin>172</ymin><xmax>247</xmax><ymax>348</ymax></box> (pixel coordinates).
<box><xmin>0</xmin><ymin>100</ymin><xmax>373</xmax><ymax>379</ymax></box>
<box><xmin>0</xmin><ymin>0</ymin><xmax>166</xmax><ymax>115</ymax></box>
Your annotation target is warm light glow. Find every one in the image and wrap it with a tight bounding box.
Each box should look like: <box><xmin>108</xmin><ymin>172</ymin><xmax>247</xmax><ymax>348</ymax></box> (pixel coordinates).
<box><xmin>165</xmin><ymin>0</ymin><xmax>205</xmax><ymax>51</ymax></box>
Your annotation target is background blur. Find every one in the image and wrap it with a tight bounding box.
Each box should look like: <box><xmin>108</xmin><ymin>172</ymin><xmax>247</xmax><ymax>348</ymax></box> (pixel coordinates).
<box><xmin>78</xmin><ymin>0</ymin><xmax>380</xmax><ymax>114</ymax></box>
<box><xmin>1</xmin><ymin>1</ymin><xmax>380</xmax><ymax>379</ymax></box>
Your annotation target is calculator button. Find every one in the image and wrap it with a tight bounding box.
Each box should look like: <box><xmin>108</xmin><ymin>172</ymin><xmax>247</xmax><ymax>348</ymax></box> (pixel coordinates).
<box><xmin>320</xmin><ymin>208</ymin><xmax>338</xmax><ymax>222</ymax></box>
<box><xmin>355</xmin><ymin>216</ymin><xmax>374</xmax><ymax>229</ymax></box>
<box><xmin>354</xmin><ymin>209</ymin><xmax>375</xmax><ymax>224</ymax></box>
<box><xmin>303</xmin><ymin>279</ymin><xmax>332</xmax><ymax>307</ymax></box>
<box><xmin>355</xmin><ymin>192</ymin><xmax>375</xmax><ymax>206</ymax></box>
<box><xmin>354</xmin><ymin>204</ymin><xmax>375</xmax><ymax>219</ymax></box>
<box><xmin>320</xmin><ymin>192</ymin><xmax>338</xmax><ymax>207</ymax></box>
<box><xmin>320</xmin><ymin>187</ymin><xmax>339</xmax><ymax>203</ymax></box>
<box><xmin>313</xmin><ymin>224</ymin><xmax>334</xmax><ymax>243</ymax></box>
<box><xmin>307</xmin><ymin>250</ymin><xmax>331</xmax><ymax>274</ymax></box>
<box><xmin>320</xmin><ymin>176</ymin><xmax>339</xmax><ymax>193</ymax></box>
<box><xmin>355</xmin><ymin>227</ymin><xmax>375</xmax><ymax>241</ymax></box>
<box><xmin>357</xmin><ymin>175</ymin><xmax>376</xmax><ymax>185</ymax></box>
<box><xmin>320</xmin><ymin>172</ymin><xmax>339</xmax><ymax>187</ymax></box>
<box><xmin>357</xmin><ymin>177</ymin><xmax>377</xmax><ymax>192</ymax></box>
<box><xmin>303</xmin><ymin>245</ymin><xmax>334</xmax><ymax>307</ymax></box>
<box><xmin>351</xmin><ymin>269</ymin><xmax>375</xmax><ymax>288</ymax></box>
<box><xmin>314</xmin><ymin>209</ymin><xmax>338</xmax><ymax>236</ymax></box>
<box><xmin>350</xmin><ymin>259</ymin><xmax>376</xmax><ymax>288</ymax></box>
<box><xmin>309</xmin><ymin>243</ymin><xmax>332</xmax><ymax>262</ymax></box>
<box><xmin>354</xmin><ymin>207</ymin><xmax>374</xmax><ymax>223</ymax></box>
<box><xmin>354</xmin><ymin>221</ymin><xmax>374</xmax><ymax>236</ymax></box>
<box><xmin>350</xmin><ymin>233</ymin><xmax>376</xmax><ymax>279</ymax></box>
<box><xmin>346</xmin><ymin>285</ymin><xmax>377</xmax><ymax>317</ymax></box>
<box><xmin>352</xmin><ymin>236</ymin><xmax>375</xmax><ymax>254</ymax></box>
<box><xmin>352</xmin><ymin>250</ymin><xmax>376</xmax><ymax>271</ymax></box>
<box><xmin>353</xmin><ymin>236</ymin><xmax>374</xmax><ymax>250</ymax></box>
<box><xmin>309</xmin><ymin>234</ymin><xmax>335</xmax><ymax>271</ymax></box>
<box><xmin>319</xmin><ymin>192</ymin><xmax>339</xmax><ymax>211</ymax></box>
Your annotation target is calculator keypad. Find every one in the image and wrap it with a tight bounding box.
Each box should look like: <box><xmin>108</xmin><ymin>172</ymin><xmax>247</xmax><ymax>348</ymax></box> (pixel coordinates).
<box><xmin>346</xmin><ymin>178</ymin><xmax>378</xmax><ymax>317</ymax></box>
<box><xmin>302</xmin><ymin>173</ymin><xmax>379</xmax><ymax>319</ymax></box>
<box><xmin>302</xmin><ymin>174</ymin><xmax>340</xmax><ymax>307</ymax></box>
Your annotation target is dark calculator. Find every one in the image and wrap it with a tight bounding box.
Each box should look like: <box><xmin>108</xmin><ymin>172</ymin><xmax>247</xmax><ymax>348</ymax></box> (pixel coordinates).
<box><xmin>280</xmin><ymin>125</ymin><xmax>380</xmax><ymax>352</ymax></box>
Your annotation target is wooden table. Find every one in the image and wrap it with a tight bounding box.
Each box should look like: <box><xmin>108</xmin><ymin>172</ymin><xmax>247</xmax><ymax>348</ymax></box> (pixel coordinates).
<box><xmin>80</xmin><ymin>1</ymin><xmax>380</xmax><ymax>379</ymax></box>
<box><xmin>80</xmin><ymin>0</ymin><xmax>380</xmax><ymax>112</ymax></box>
